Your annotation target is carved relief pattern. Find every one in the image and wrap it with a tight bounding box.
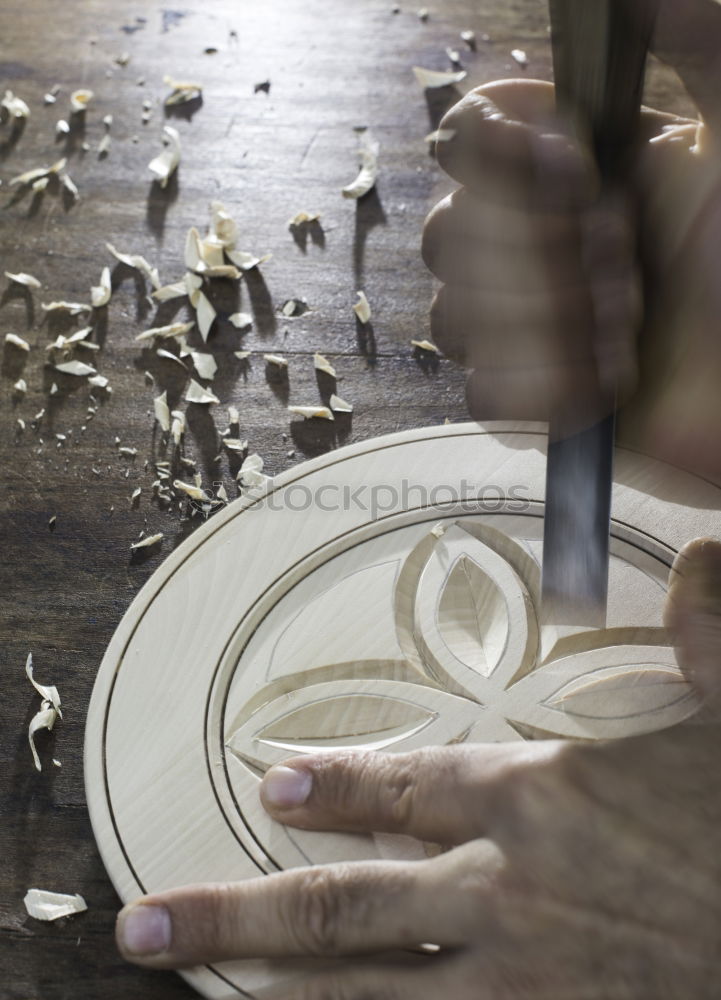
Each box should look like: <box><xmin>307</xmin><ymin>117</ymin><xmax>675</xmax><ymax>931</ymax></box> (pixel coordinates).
<box><xmin>225</xmin><ymin>521</ymin><xmax>700</xmax><ymax>774</ymax></box>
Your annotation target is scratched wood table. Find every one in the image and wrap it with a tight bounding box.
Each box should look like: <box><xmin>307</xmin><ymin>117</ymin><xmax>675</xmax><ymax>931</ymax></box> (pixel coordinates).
<box><xmin>0</xmin><ymin>1</ymin><xmax>695</xmax><ymax>998</ymax></box>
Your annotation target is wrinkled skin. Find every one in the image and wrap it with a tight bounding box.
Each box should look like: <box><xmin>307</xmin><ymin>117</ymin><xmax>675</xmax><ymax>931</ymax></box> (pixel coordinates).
<box><xmin>116</xmin><ymin>2</ymin><xmax>721</xmax><ymax>996</ymax></box>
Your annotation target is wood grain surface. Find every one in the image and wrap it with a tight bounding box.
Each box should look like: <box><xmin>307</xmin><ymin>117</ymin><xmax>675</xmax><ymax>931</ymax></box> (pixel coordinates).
<box><xmin>0</xmin><ymin>1</ymin><xmax>695</xmax><ymax>997</ymax></box>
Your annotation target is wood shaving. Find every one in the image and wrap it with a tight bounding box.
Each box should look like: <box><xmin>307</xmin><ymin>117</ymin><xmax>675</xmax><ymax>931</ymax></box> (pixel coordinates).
<box><xmin>90</xmin><ymin>266</ymin><xmax>111</xmax><ymax>307</ymax></box>
<box><xmin>263</xmin><ymin>353</ymin><xmax>288</xmax><ymax>368</ymax></box>
<box><xmin>26</xmin><ymin>653</ymin><xmax>62</xmax><ymax>715</ymax></box>
<box><xmin>43</xmin><ymin>93</ymin><xmax>57</xmax><ymax>105</ymax></box>
<box><xmin>88</xmin><ymin>374</ymin><xmax>109</xmax><ymax>389</ymax></box>
<box><xmin>118</xmin><ymin>447</ymin><xmax>137</xmax><ymax>457</ymax></box>
<box><xmin>148</xmin><ymin>125</ymin><xmax>181</xmax><ymax>187</ymax></box>
<box><xmin>185</xmin><ymin>270</ymin><xmax>202</xmax><ymax>307</ymax></box>
<box><xmin>41</xmin><ymin>301</ymin><xmax>90</xmax><ymax>315</ymax></box>
<box><xmin>97</xmin><ymin>134</ymin><xmax>111</xmax><ymax>156</ymax></box>
<box><xmin>170</xmin><ymin>411</ymin><xmax>185</xmax><ymax>445</ymax></box>
<box><xmin>330</xmin><ymin>393</ymin><xmax>353</xmax><ymax>412</ymax></box>
<box><xmin>511</xmin><ymin>49</ymin><xmax>528</xmax><ymax>68</ymax></box>
<box><xmin>56</xmin><ymin>120</ymin><xmax>70</xmax><ymax>136</ymax></box>
<box><xmin>460</xmin><ymin>29</ymin><xmax>476</xmax><ymax>46</ymax></box>
<box><xmin>234</xmin><ymin>350</ymin><xmax>251</xmax><ymax>360</ymax></box>
<box><xmin>28</xmin><ymin>704</ymin><xmax>58</xmax><ymax>772</ymax></box>
<box><xmin>2</xmin><ymin>90</ymin><xmax>30</xmax><ymax>119</ymax></box>
<box><xmin>54</xmin><ymin>360</ymin><xmax>97</xmax><ymax>376</ymax></box>
<box><xmin>228</xmin><ymin>405</ymin><xmax>239</xmax><ymax>425</ymax></box>
<box><xmin>313</xmin><ymin>353</ymin><xmax>336</xmax><ymax>377</ymax></box>
<box><xmin>152</xmin><ymin>280</ymin><xmax>187</xmax><ymax>301</ymax></box>
<box><xmin>237</xmin><ymin>452</ymin><xmax>265</xmax><ymax>486</ymax></box>
<box><xmin>5</xmin><ymin>271</ymin><xmax>41</xmax><ymax>289</ymax></box>
<box><xmin>70</xmin><ymin>89</ymin><xmax>94</xmax><ymax>112</ymax></box>
<box><xmin>411</xmin><ymin>338</ymin><xmax>440</xmax><ymax>353</ymax></box>
<box><xmin>156</xmin><ymin>348</ymin><xmax>187</xmax><ymax>368</ymax></box>
<box><xmin>412</xmin><ymin>66</ymin><xmax>467</xmax><ymax>88</ymax></box>
<box><xmin>216</xmin><ymin>483</ymin><xmax>228</xmax><ymax>503</ymax></box>
<box><xmin>446</xmin><ymin>47</ymin><xmax>461</xmax><ymax>64</ymax></box>
<box><xmin>190</xmin><ymin>351</ymin><xmax>217</xmax><ymax>380</ymax></box>
<box><xmin>130</xmin><ymin>532</ymin><xmax>163</xmax><ymax>550</ymax></box>
<box><xmin>209</xmin><ymin>201</ymin><xmax>238</xmax><ymax>248</ymax></box>
<box><xmin>13</xmin><ymin>378</ymin><xmax>27</xmax><ymax>393</ymax></box>
<box><xmin>17</xmin><ymin>418</ymin><xmax>26</xmax><ymax>431</ymax></box>
<box><xmin>5</xmin><ymin>332</ymin><xmax>30</xmax><ymax>351</ymax></box>
<box><xmin>105</xmin><ymin>243</ymin><xmax>161</xmax><ymax>289</ymax></box>
<box><xmin>130</xmin><ymin>487</ymin><xmax>141</xmax><ymax>502</ymax></box>
<box><xmin>154</xmin><ymin>391</ymin><xmax>171</xmax><ymax>432</ymax></box>
<box><xmin>228</xmin><ymin>312</ymin><xmax>252</xmax><ymax>330</ymax></box>
<box><xmin>424</xmin><ymin>128</ymin><xmax>456</xmax><ymax>143</ymax></box>
<box><xmin>135</xmin><ymin>321</ymin><xmax>194</xmax><ymax>342</ymax></box>
<box><xmin>32</xmin><ymin>177</ymin><xmax>49</xmax><ymax>193</ymax></box>
<box><xmin>185</xmin><ymin>379</ymin><xmax>219</xmax><ymax>405</ymax></box>
<box><xmin>10</xmin><ymin>158</ymin><xmax>66</xmax><ymax>187</ymax></box>
<box><xmin>196</xmin><ymin>292</ymin><xmax>216</xmax><ymax>341</ymax></box>
<box><xmin>224</xmin><ymin>248</ymin><xmax>271</xmax><ymax>270</ymax></box>
<box><xmin>61</xmin><ymin>173</ymin><xmax>79</xmax><ymax>199</ymax></box>
<box><xmin>417</xmin><ymin>7</ymin><xmax>429</xmax><ymax>19</ymax></box>
<box><xmin>280</xmin><ymin>298</ymin><xmax>307</xmax><ymax>317</ymax></box>
<box><xmin>223</xmin><ymin>438</ymin><xmax>248</xmax><ymax>452</ymax></box>
<box><xmin>353</xmin><ymin>290</ymin><xmax>371</xmax><ymax>323</ymax></box>
<box><xmin>173</xmin><ymin>479</ymin><xmax>206</xmax><ymax>500</ymax></box>
<box><xmin>342</xmin><ymin>128</ymin><xmax>379</xmax><ymax>199</ymax></box>
<box><xmin>288</xmin><ymin>210</ymin><xmax>320</xmax><ymax>227</ymax></box>
<box><xmin>24</xmin><ymin>890</ymin><xmax>87</xmax><ymax>922</ymax></box>
<box><xmin>287</xmin><ymin>405</ymin><xmax>334</xmax><ymax>420</ymax></box>
<box><xmin>163</xmin><ymin>74</ymin><xmax>202</xmax><ymax>105</ymax></box>
<box><xmin>48</xmin><ymin>515</ymin><xmax>56</xmax><ymax>528</ymax></box>
<box><xmin>103</xmin><ymin>114</ymin><xmax>113</xmax><ymax>128</ymax></box>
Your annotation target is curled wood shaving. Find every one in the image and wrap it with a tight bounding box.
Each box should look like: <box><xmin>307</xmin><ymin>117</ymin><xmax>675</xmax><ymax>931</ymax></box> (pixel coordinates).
<box><xmin>185</xmin><ymin>379</ymin><xmax>219</xmax><ymax>405</ymax></box>
<box><xmin>41</xmin><ymin>301</ymin><xmax>90</xmax><ymax>315</ymax></box>
<box><xmin>88</xmin><ymin>374</ymin><xmax>109</xmax><ymax>389</ymax></box>
<box><xmin>511</xmin><ymin>48</ymin><xmax>528</xmax><ymax>68</ymax></box>
<box><xmin>130</xmin><ymin>532</ymin><xmax>163</xmax><ymax>550</ymax></box>
<box><xmin>135</xmin><ymin>320</ymin><xmax>194</xmax><ymax>342</ymax></box>
<box><xmin>70</xmin><ymin>89</ymin><xmax>94</xmax><ymax>112</ymax></box>
<box><xmin>5</xmin><ymin>332</ymin><xmax>30</xmax><ymax>351</ymax></box>
<box><xmin>173</xmin><ymin>479</ymin><xmax>206</xmax><ymax>500</ymax></box>
<box><xmin>236</xmin><ymin>452</ymin><xmax>265</xmax><ymax>486</ymax></box>
<box><xmin>54</xmin><ymin>360</ymin><xmax>96</xmax><ymax>376</ymax></box>
<box><xmin>223</xmin><ymin>437</ymin><xmax>248</xmax><ymax>452</ymax></box>
<box><xmin>460</xmin><ymin>29</ymin><xmax>476</xmax><ymax>46</ymax></box>
<box><xmin>24</xmin><ymin>889</ymin><xmax>87</xmax><ymax>921</ymax></box>
<box><xmin>32</xmin><ymin>177</ymin><xmax>49</xmax><ymax>193</ymax></box>
<box><xmin>342</xmin><ymin>128</ymin><xmax>379</xmax><ymax>199</ymax></box>
<box><xmin>5</xmin><ymin>271</ymin><xmax>41</xmax><ymax>289</ymax></box>
<box><xmin>263</xmin><ymin>353</ymin><xmax>288</xmax><ymax>368</ymax></box>
<box><xmin>97</xmin><ymin>134</ymin><xmax>111</xmax><ymax>156</ymax></box>
<box><xmin>148</xmin><ymin>125</ymin><xmax>181</xmax><ymax>187</ymax></box>
<box><xmin>154</xmin><ymin>391</ymin><xmax>171</xmax><ymax>432</ymax></box>
<box><xmin>56</xmin><ymin>120</ymin><xmax>70</xmax><ymax>136</ymax></box>
<box><xmin>353</xmin><ymin>290</ymin><xmax>371</xmax><ymax>323</ymax></box>
<box><xmin>313</xmin><ymin>353</ymin><xmax>336</xmax><ymax>377</ymax></box>
<box><xmin>411</xmin><ymin>338</ymin><xmax>440</xmax><ymax>353</ymax></box>
<box><xmin>280</xmin><ymin>298</ymin><xmax>307</xmax><ymax>318</ymax></box>
<box><xmin>209</xmin><ymin>200</ymin><xmax>238</xmax><ymax>248</ymax></box>
<box><xmin>228</xmin><ymin>312</ymin><xmax>252</xmax><ymax>330</ymax></box>
<box><xmin>61</xmin><ymin>173</ymin><xmax>79</xmax><ymax>199</ymax></box>
<box><xmin>330</xmin><ymin>393</ymin><xmax>353</xmax><ymax>413</ymax></box>
<box><xmin>228</xmin><ymin>405</ymin><xmax>239</xmax><ymax>425</ymax></box>
<box><xmin>216</xmin><ymin>483</ymin><xmax>229</xmax><ymax>503</ymax></box>
<box><xmin>10</xmin><ymin>158</ymin><xmax>66</xmax><ymax>187</ymax></box>
<box><xmin>288</xmin><ymin>210</ymin><xmax>320</xmax><ymax>227</ymax></box>
<box><xmin>26</xmin><ymin>654</ymin><xmax>62</xmax><ymax>715</ymax></box>
<box><xmin>14</xmin><ymin>378</ymin><xmax>27</xmax><ymax>393</ymax></box>
<box><xmin>105</xmin><ymin>243</ymin><xmax>162</xmax><ymax>290</ymax></box>
<box><xmin>2</xmin><ymin>90</ymin><xmax>30</xmax><ymax>119</ymax></box>
<box><xmin>28</xmin><ymin>703</ymin><xmax>59</xmax><ymax>772</ymax></box>
<box><xmin>224</xmin><ymin>248</ymin><xmax>271</xmax><ymax>270</ymax></box>
<box><xmin>234</xmin><ymin>350</ymin><xmax>251</xmax><ymax>360</ymax></box>
<box><xmin>118</xmin><ymin>447</ymin><xmax>137</xmax><ymax>457</ymax></box>
<box><xmin>412</xmin><ymin>66</ymin><xmax>467</xmax><ymax>88</ymax></box>
<box><xmin>287</xmin><ymin>405</ymin><xmax>334</xmax><ymax>420</ymax></box>
<box><xmin>156</xmin><ymin>348</ymin><xmax>187</xmax><ymax>368</ymax></box>
<box><xmin>90</xmin><ymin>266</ymin><xmax>111</xmax><ymax>307</ymax></box>
<box><xmin>163</xmin><ymin>74</ymin><xmax>202</xmax><ymax>105</ymax></box>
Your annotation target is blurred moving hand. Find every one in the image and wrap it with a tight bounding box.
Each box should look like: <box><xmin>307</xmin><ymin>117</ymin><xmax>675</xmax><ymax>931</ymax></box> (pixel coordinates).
<box><xmin>422</xmin><ymin>0</ymin><xmax>721</xmax><ymax>482</ymax></box>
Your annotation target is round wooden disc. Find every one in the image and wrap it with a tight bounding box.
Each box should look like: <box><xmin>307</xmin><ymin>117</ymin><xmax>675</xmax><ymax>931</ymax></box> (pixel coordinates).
<box><xmin>85</xmin><ymin>421</ymin><xmax>721</xmax><ymax>999</ymax></box>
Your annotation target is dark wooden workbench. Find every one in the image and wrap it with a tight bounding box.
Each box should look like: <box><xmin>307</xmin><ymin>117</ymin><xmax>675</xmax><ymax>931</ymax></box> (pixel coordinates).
<box><xmin>0</xmin><ymin>1</ymin><xmax>694</xmax><ymax>997</ymax></box>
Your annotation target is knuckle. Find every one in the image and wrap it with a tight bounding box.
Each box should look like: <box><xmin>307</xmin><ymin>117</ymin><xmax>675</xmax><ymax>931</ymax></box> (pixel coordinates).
<box><xmin>290</xmin><ymin>866</ymin><xmax>350</xmax><ymax>956</ymax></box>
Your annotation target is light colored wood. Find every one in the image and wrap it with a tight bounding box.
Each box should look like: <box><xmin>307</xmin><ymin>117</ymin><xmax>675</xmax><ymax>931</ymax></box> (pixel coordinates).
<box><xmin>84</xmin><ymin>421</ymin><xmax>721</xmax><ymax>999</ymax></box>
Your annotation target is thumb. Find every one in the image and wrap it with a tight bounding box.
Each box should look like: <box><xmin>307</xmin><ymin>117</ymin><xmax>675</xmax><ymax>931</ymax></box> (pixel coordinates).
<box><xmin>664</xmin><ymin>536</ymin><xmax>721</xmax><ymax>716</ymax></box>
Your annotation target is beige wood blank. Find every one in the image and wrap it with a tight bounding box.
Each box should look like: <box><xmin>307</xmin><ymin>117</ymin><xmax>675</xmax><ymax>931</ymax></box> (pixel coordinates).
<box><xmin>84</xmin><ymin>421</ymin><xmax>721</xmax><ymax>1000</ymax></box>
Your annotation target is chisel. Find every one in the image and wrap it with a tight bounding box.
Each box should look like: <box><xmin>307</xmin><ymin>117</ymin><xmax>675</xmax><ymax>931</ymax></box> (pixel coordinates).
<box><xmin>541</xmin><ymin>0</ymin><xmax>658</xmax><ymax>626</ymax></box>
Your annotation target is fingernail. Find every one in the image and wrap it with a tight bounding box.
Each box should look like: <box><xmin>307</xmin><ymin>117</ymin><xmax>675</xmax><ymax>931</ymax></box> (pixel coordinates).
<box><xmin>119</xmin><ymin>903</ymin><xmax>171</xmax><ymax>956</ymax></box>
<box><xmin>262</xmin><ymin>764</ymin><xmax>313</xmax><ymax>809</ymax></box>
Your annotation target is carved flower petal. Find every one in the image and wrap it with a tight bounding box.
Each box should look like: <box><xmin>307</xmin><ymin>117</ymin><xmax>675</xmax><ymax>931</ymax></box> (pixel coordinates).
<box><xmin>225</xmin><ymin>678</ymin><xmax>482</xmax><ymax>771</ymax></box>
<box><xmin>502</xmin><ymin>645</ymin><xmax>700</xmax><ymax>739</ymax></box>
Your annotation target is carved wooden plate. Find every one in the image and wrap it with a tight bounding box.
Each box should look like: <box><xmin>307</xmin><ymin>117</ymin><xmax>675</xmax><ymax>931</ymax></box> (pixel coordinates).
<box><xmin>85</xmin><ymin>421</ymin><xmax>721</xmax><ymax>999</ymax></box>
